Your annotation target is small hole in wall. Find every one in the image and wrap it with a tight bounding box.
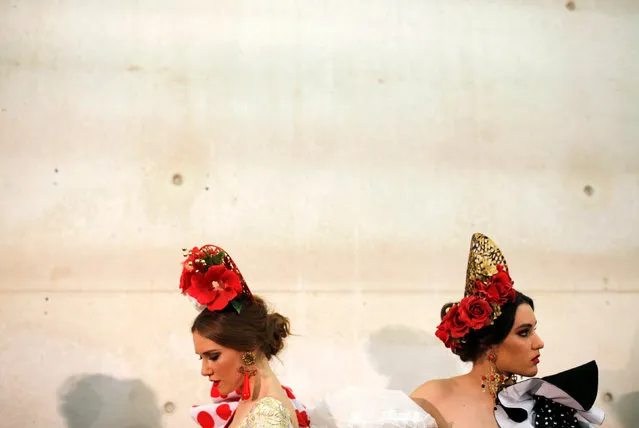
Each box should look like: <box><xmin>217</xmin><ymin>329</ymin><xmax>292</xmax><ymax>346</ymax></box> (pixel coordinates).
<box><xmin>163</xmin><ymin>401</ymin><xmax>175</xmax><ymax>414</ymax></box>
<box><xmin>603</xmin><ymin>392</ymin><xmax>613</xmax><ymax>402</ymax></box>
<box><xmin>566</xmin><ymin>1</ymin><xmax>576</xmax><ymax>11</ymax></box>
<box><xmin>54</xmin><ymin>168</ymin><xmax>58</xmax><ymax>173</ymax></box>
<box><xmin>204</xmin><ymin>186</ymin><xmax>209</xmax><ymax>191</ymax></box>
<box><xmin>45</xmin><ymin>297</ymin><xmax>49</xmax><ymax>301</ymax></box>
<box><xmin>583</xmin><ymin>185</ymin><xmax>594</xmax><ymax>196</ymax></box>
<box><xmin>172</xmin><ymin>174</ymin><xmax>183</xmax><ymax>186</ymax></box>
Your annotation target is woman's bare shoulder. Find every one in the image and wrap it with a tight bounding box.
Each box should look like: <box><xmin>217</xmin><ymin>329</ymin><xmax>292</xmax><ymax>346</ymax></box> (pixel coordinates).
<box><xmin>410</xmin><ymin>378</ymin><xmax>456</xmax><ymax>402</ymax></box>
<box><xmin>409</xmin><ymin>379</ymin><xmax>458</xmax><ymax>428</ymax></box>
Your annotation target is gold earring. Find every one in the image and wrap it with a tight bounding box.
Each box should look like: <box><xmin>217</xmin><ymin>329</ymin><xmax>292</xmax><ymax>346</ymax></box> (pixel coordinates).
<box><xmin>481</xmin><ymin>353</ymin><xmax>515</xmax><ymax>398</ymax></box>
<box><xmin>239</xmin><ymin>352</ymin><xmax>257</xmax><ymax>400</ymax></box>
<box><xmin>240</xmin><ymin>351</ymin><xmax>256</xmax><ymax>367</ymax></box>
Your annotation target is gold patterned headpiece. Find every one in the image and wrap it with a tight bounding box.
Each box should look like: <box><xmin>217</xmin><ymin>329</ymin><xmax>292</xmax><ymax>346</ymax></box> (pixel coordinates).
<box><xmin>436</xmin><ymin>233</ymin><xmax>516</xmax><ymax>350</ymax></box>
<box><xmin>464</xmin><ymin>233</ymin><xmax>509</xmax><ymax>297</ymax></box>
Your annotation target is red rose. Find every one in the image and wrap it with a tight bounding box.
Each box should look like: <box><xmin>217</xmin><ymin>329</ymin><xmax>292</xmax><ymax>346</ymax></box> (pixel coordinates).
<box><xmin>476</xmin><ymin>265</ymin><xmax>515</xmax><ymax>305</ymax></box>
<box><xmin>475</xmin><ymin>279</ymin><xmax>500</xmax><ymax>303</ymax></box>
<box><xmin>435</xmin><ymin>322</ymin><xmax>454</xmax><ymax>348</ymax></box>
<box><xmin>458</xmin><ymin>296</ymin><xmax>494</xmax><ymax>329</ymax></box>
<box><xmin>296</xmin><ymin>410</ymin><xmax>311</xmax><ymax>427</ymax></box>
<box><xmin>442</xmin><ymin>304</ymin><xmax>470</xmax><ymax>338</ymax></box>
<box><xmin>489</xmin><ymin>265</ymin><xmax>516</xmax><ymax>304</ymax></box>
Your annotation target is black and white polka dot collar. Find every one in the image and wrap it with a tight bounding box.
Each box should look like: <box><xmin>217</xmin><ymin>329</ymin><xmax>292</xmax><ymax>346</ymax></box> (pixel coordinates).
<box><xmin>495</xmin><ymin>361</ymin><xmax>605</xmax><ymax>428</ymax></box>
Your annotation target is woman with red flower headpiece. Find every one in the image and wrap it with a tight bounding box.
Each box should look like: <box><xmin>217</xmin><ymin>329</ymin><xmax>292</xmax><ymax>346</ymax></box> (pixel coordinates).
<box><xmin>180</xmin><ymin>245</ymin><xmax>311</xmax><ymax>428</ymax></box>
<box><xmin>410</xmin><ymin>234</ymin><xmax>605</xmax><ymax>428</ymax></box>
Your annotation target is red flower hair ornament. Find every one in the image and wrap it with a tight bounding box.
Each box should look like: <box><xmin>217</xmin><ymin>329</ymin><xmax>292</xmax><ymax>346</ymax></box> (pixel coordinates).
<box><xmin>436</xmin><ymin>234</ymin><xmax>517</xmax><ymax>350</ymax></box>
<box><xmin>179</xmin><ymin>245</ymin><xmax>253</xmax><ymax>313</ymax></box>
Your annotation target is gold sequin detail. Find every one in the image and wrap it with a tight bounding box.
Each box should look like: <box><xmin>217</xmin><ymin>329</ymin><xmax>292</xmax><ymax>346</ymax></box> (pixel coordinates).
<box><xmin>238</xmin><ymin>397</ymin><xmax>292</xmax><ymax>428</ymax></box>
<box><xmin>464</xmin><ymin>233</ymin><xmax>509</xmax><ymax>297</ymax></box>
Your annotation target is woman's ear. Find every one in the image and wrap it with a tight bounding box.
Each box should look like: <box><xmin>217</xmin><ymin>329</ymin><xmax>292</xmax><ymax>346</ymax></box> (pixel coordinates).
<box><xmin>486</xmin><ymin>345</ymin><xmax>500</xmax><ymax>361</ymax></box>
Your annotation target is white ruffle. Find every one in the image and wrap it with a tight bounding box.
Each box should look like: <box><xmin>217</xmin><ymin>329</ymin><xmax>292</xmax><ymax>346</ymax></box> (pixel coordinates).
<box><xmin>496</xmin><ymin>378</ymin><xmax>605</xmax><ymax>428</ymax></box>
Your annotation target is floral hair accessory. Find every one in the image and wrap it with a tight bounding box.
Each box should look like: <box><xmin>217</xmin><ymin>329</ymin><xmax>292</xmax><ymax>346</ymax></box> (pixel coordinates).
<box><xmin>179</xmin><ymin>245</ymin><xmax>254</xmax><ymax>313</ymax></box>
<box><xmin>436</xmin><ymin>233</ymin><xmax>517</xmax><ymax>350</ymax></box>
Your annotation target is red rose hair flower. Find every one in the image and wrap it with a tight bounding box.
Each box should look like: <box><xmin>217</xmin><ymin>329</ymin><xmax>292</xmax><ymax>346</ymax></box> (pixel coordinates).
<box><xmin>180</xmin><ymin>245</ymin><xmax>251</xmax><ymax>313</ymax></box>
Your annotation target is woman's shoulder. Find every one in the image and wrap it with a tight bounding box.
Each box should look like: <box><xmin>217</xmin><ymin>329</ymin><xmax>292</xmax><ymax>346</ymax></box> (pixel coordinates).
<box><xmin>255</xmin><ymin>396</ymin><xmax>289</xmax><ymax>408</ymax></box>
<box><xmin>252</xmin><ymin>396</ymin><xmax>294</xmax><ymax>418</ymax></box>
<box><xmin>242</xmin><ymin>396</ymin><xmax>292</xmax><ymax>428</ymax></box>
<box><xmin>409</xmin><ymin>377</ymin><xmax>464</xmax><ymax>427</ymax></box>
<box><xmin>410</xmin><ymin>377</ymin><xmax>457</xmax><ymax>403</ymax></box>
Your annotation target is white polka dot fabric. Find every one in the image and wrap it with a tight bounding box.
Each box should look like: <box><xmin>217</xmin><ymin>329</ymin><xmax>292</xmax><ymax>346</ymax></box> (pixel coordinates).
<box><xmin>190</xmin><ymin>383</ymin><xmax>311</xmax><ymax>428</ymax></box>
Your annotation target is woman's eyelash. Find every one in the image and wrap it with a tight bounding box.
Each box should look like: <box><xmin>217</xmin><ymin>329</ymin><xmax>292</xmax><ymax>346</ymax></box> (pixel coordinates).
<box><xmin>199</xmin><ymin>353</ymin><xmax>220</xmax><ymax>361</ymax></box>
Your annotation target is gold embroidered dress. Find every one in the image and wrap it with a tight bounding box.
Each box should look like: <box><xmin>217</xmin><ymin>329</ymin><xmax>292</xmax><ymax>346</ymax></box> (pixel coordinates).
<box><xmin>236</xmin><ymin>397</ymin><xmax>293</xmax><ymax>428</ymax></box>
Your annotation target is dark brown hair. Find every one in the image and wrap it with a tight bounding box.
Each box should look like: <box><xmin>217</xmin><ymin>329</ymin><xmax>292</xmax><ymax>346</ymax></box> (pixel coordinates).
<box><xmin>191</xmin><ymin>295</ymin><xmax>290</xmax><ymax>360</ymax></box>
<box><xmin>441</xmin><ymin>291</ymin><xmax>534</xmax><ymax>363</ymax></box>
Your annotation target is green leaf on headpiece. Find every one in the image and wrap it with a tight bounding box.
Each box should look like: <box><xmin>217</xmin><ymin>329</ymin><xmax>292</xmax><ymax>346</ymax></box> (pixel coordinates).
<box><xmin>205</xmin><ymin>251</ymin><xmax>226</xmax><ymax>267</ymax></box>
<box><xmin>231</xmin><ymin>299</ymin><xmax>243</xmax><ymax>314</ymax></box>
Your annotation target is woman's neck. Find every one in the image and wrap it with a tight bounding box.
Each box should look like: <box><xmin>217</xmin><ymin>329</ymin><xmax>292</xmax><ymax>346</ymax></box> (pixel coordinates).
<box><xmin>467</xmin><ymin>357</ymin><xmax>515</xmax><ymax>400</ymax></box>
<box><xmin>245</xmin><ymin>359</ymin><xmax>278</xmax><ymax>402</ymax></box>
<box><xmin>469</xmin><ymin>359</ymin><xmax>492</xmax><ymax>381</ymax></box>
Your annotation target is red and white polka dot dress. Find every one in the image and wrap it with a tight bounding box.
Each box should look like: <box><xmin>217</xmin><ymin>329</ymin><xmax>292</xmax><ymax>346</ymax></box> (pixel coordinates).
<box><xmin>190</xmin><ymin>383</ymin><xmax>311</xmax><ymax>428</ymax></box>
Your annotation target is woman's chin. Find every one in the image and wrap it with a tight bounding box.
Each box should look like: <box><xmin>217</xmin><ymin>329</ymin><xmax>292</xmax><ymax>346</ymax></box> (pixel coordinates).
<box><xmin>519</xmin><ymin>367</ymin><xmax>538</xmax><ymax>378</ymax></box>
<box><xmin>217</xmin><ymin>383</ymin><xmax>234</xmax><ymax>396</ymax></box>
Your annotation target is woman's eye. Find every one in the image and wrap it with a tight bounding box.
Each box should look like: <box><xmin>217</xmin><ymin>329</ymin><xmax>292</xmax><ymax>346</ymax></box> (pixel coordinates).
<box><xmin>200</xmin><ymin>354</ymin><xmax>220</xmax><ymax>361</ymax></box>
<box><xmin>518</xmin><ymin>330</ymin><xmax>529</xmax><ymax>337</ymax></box>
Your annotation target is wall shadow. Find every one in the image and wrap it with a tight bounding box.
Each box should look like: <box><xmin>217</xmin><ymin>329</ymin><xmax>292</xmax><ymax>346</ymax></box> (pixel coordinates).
<box><xmin>58</xmin><ymin>373</ymin><xmax>163</xmax><ymax>428</ymax></box>
<box><xmin>365</xmin><ymin>324</ymin><xmax>459</xmax><ymax>394</ymax></box>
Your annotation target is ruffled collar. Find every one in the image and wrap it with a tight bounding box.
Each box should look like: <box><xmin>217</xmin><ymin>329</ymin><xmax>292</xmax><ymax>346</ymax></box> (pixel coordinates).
<box><xmin>190</xmin><ymin>383</ymin><xmax>311</xmax><ymax>428</ymax></box>
<box><xmin>495</xmin><ymin>361</ymin><xmax>605</xmax><ymax>428</ymax></box>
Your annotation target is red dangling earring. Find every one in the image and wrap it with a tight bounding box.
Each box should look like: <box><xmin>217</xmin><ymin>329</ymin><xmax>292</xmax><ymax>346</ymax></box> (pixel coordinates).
<box><xmin>241</xmin><ymin>371</ymin><xmax>251</xmax><ymax>399</ymax></box>
<box><xmin>239</xmin><ymin>351</ymin><xmax>257</xmax><ymax>400</ymax></box>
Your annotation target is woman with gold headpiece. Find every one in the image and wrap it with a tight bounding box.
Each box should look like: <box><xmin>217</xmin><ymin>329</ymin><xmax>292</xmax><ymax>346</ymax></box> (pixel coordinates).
<box><xmin>410</xmin><ymin>233</ymin><xmax>605</xmax><ymax>428</ymax></box>
<box><xmin>179</xmin><ymin>245</ymin><xmax>311</xmax><ymax>428</ymax></box>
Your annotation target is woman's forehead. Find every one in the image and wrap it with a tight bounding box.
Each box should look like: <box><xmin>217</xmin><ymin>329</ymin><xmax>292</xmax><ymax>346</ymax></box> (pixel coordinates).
<box><xmin>513</xmin><ymin>304</ymin><xmax>537</xmax><ymax>326</ymax></box>
<box><xmin>193</xmin><ymin>331</ymin><xmax>223</xmax><ymax>351</ymax></box>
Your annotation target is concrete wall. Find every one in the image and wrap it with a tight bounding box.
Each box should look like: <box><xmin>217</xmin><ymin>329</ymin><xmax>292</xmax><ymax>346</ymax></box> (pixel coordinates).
<box><xmin>0</xmin><ymin>1</ymin><xmax>637</xmax><ymax>427</ymax></box>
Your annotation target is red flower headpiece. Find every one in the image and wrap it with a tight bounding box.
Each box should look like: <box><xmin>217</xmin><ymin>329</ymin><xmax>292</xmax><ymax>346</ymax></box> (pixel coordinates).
<box><xmin>436</xmin><ymin>234</ymin><xmax>517</xmax><ymax>350</ymax></box>
<box><xmin>179</xmin><ymin>245</ymin><xmax>254</xmax><ymax>313</ymax></box>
